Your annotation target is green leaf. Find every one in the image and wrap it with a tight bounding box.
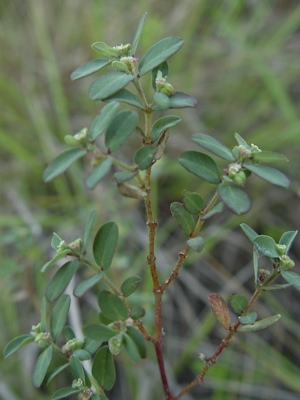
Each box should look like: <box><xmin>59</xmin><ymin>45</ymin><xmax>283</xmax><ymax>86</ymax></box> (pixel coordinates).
<box><xmin>123</xmin><ymin>333</ymin><xmax>141</xmax><ymax>361</ymax></box>
<box><xmin>88</xmin><ymin>72</ymin><xmax>134</xmax><ymax>101</ymax></box>
<box><xmin>208</xmin><ymin>293</ymin><xmax>231</xmax><ymax>330</ymax></box>
<box><xmin>83</xmin><ymin>325</ymin><xmax>117</xmax><ymax>343</ymax></box>
<box><xmin>281</xmin><ymin>271</ymin><xmax>300</xmax><ymax>291</ymax></box>
<box><xmin>91</xmin><ymin>42</ymin><xmax>121</xmax><ymax>58</ymax></box>
<box><xmin>218</xmin><ymin>184</ymin><xmax>251</xmax><ymax>215</ymax></box>
<box><xmin>192</xmin><ymin>133</ymin><xmax>235</xmax><ymax>161</ymax></box>
<box><xmin>99</xmin><ymin>312</ymin><xmax>115</xmax><ymax>325</ymax></box>
<box><xmin>134</xmin><ymin>146</ymin><xmax>156</xmax><ymax>170</ymax></box>
<box><xmin>251</xmin><ymin>151</ymin><xmax>288</xmax><ymax>163</ymax></box>
<box><xmin>200</xmin><ymin>202</ymin><xmax>224</xmax><ymax>221</ymax></box>
<box><xmin>279</xmin><ymin>231</ymin><xmax>298</xmax><ymax>254</ymax></box>
<box><xmin>151</xmin><ymin>61</ymin><xmax>169</xmax><ymax>89</ymax></box>
<box><xmin>83</xmin><ymin>210</ymin><xmax>96</xmax><ymax>252</ymax></box>
<box><xmin>114</xmin><ymin>171</ymin><xmax>137</xmax><ymax>184</ymax></box>
<box><xmin>41</xmin><ymin>249</ymin><xmax>69</xmax><ymax>273</ymax></box>
<box><xmin>138</xmin><ymin>36</ymin><xmax>184</xmax><ymax>77</ymax></box>
<box><xmin>85</xmin><ymin>157</ymin><xmax>113</xmax><ymax>189</ymax></box>
<box><xmin>73</xmin><ymin>349</ymin><xmax>91</xmax><ymax>360</ymax></box>
<box><xmin>43</xmin><ymin>148</ymin><xmax>87</xmax><ymax>182</ymax></box>
<box><xmin>50</xmin><ymin>295</ymin><xmax>71</xmax><ymax>343</ymax></box>
<box><xmin>237</xmin><ymin>314</ymin><xmax>281</xmax><ymax>332</ymax></box>
<box><xmin>64</xmin><ymin>326</ymin><xmax>76</xmax><ymax>341</ymax></box>
<box><xmin>230</xmin><ymin>295</ymin><xmax>248</xmax><ymax>314</ymax></box>
<box><xmin>262</xmin><ymin>284</ymin><xmax>291</xmax><ymax>291</ymax></box>
<box><xmin>112</xmin><ymin>60</ymin><xmax>129</xmax><ymax>73</ymax></box>
<box><xmin>92</xmin><ymin>346</ymin><xmax>116</xmax><ymax>390</ymax></box>
<box><xmin>253</xmin><ymin>235</ymin><xmax>279</xmax><ymax>258</ymax></box>
<box><xmin>104</xmin><ymin>88</ymin><xmax>144</xmax><ymax>110</ymax></box>
<box><xmin>90</xmin><ymin>102</ymin><xmax>120</xmax><ymax>140</ymax></box>
<box><xmin>244</xmin><ymin>164</ymin><xmax>290</xmax><ymax>188</ymax></box>
<box><xmin>169</xmin><ymin>91</ymin><xmax>197</xmax><ymax>108</ymax></box>
<box><xmin>150</xmin><ymin>115</ymin><xmax>181</xmax><ymax>142</ymax></box>
<box><xmin>46</xmin><ymin>261</ymin><xmax>79</xmax><ymax>302</ymax></box>
<box><xmin>182</xmin><ymin>190</ymin><xmax>204</xmax><ymax>215</ymax></box>
<box><xmin>45</xmin><ymin>363</ymin><xmax>69</xmax><ymax>385</ymax></box>
<box><xmin>33</xmin><ymin>345</ymin><xmax>53</xmax><ymax>388</ymax></box>
<box><xmin>239</xmin><ymin>312</ymin><xmax>257</xmax><ymax>325</ymax></box>
<box><xmin>83</xmin><ymin>338</ymin><xmax>101</xmax><ymax>354</ymax></box>
<box><xmin>40</xmin><ymin>297</ymin><xmax>47</xmax><ymax>332</ymax></box>
<box><xmin>253</xmin><ymin>248</ymin><xmax>259</xmax><ymax>285</ymax></box>
<box><xmin>3</xmin><ymin>334</ymin><xmax>34</xmax><ymax>359</ymax></box>
<box><xmin>131</xmin><ymin>306</ymin><xmax>146</xmax><ymax>320</ymax></box>
<box><xmin>153</xmin><ymin>92</ymin><xmax>170</xmax><ymax>110</ymax></box>
<box><xmin>170</xmin><ymin>202</ymin><xmax>196</xmax><ymax>236</ymax></box>
<box><xmin>179</xmin><ymin>151</ymin><xmax>220</xmax><ymax>184</ymax></box>
<box><xmin>98</xmin><ymin>290</ymin><xmax>129</xmax><ymax>321</ymax></box>
<box><xmin>234</xmin><ymin>132</ymin><xmax>249</xmax><ymax>148</ymax></box>
<box><xmin>121</xmin><ymin>276</ymin><xmax>142</xmax><ymax>297</ymax></box>
<box><xmin>129</xmin><ymin>12</ymin><xmax>147</xmax><ymax>56</ymax></box>
<box><xmin>187</xmin><ymin>237</ymin><xmax>205</xmax><ymax>253</ymax></box>
<box><xmin>105</xmin><ymin>110</ymin><xmax>138</xmax><ymax>152</ymax></box>
<box><xmin>240</xmin><ymin>223</ymin><xmax>259</xmax><ymax>243</ymax></box>
<box><xmin>74</xmin><ymin>273</ymin><xmax>104</xmax><ymax>298</ymax></box>
<box><xmin>69</xmin><ymin>355</ymin><xmax>85</xmax><ymax>384</ymax></box>
<box><xmin>52</xmin><ymin>387</ymin><xmax>81</xmax><ymax>400</ymax></box>
<box><xmin>51</xmin><ymin>233</ymin><xmax>62</xmax><ymax>251</ymax></box>
<box><xmin>70</xmin><ymin>59</ymin><xmax>111</xmax><ymax>80</ymax></box>
<box><xmin>126</xmin><ymin>326</ymin><xmax>146</xmax><ymax>358</ymax></box>
<box><xmin>93</xmin><ymin>221</ymin><xmax>118</xmax><ymax>270</ymax></box>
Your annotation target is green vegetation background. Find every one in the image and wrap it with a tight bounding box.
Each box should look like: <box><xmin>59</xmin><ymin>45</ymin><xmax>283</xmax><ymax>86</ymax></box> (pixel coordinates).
<box><xmin>1</xmin><ymin>0</ymin><xmax>300</xmax><ymax>399</ymax></box>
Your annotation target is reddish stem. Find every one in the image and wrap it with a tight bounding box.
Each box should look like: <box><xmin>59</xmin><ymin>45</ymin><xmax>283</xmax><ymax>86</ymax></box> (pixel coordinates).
<box><xmin>155</xmin><ymin>342</ymin><xmax>174</xmax><ymax>400</ymax></box>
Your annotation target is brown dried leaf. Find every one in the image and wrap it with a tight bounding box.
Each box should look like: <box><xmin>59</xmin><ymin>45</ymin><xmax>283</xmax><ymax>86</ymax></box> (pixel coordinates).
<box><xmin>208</xmin><ymin>293</ymin><xmax>231</xmax><ymax>330</ymax></box>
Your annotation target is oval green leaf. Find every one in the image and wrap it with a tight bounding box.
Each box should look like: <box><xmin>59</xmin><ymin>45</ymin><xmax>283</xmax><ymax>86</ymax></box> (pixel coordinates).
<box><xmin>281</xmin><ymin>271</ymin><xmax>300</xmax><ymax>291</ymax></box>
<box><xmin>244</xmin><ymin>164</ymin><xmax>290</xmax><ymax>188</ymax></box>
<box><xmin>45</xmin><ymin>363</ymin><xmax>69</xmax><ymax>386</ymax></box>
<box><xmin>134</xmin><ymin>146</ymin><xmax>156</xmax><ymax>170</ymax></box>
<box><xmin>169</xmin><ymin>91</ymin><xmax>197</xmax><ymax>108</ymax></box>
<box><xmin>3</xmin><ymin>334</ymin><xmax>34</xmax><ymax>359</ymax></box>
<box><xmin>70</xmin><ymin>59</ymin><xmax>110</xmax><ymax>80</ymax></box>
<box><xmin>114</xmin><ymin>171</ymin><xmax>137</xmax><ymax>184</ymax></box>
<box><xmin>64</xmin><ymin>326</ymin><xmax>76</xmax><ymax>341</ymax></box>
<box><xmin>40</xmin><ymin>297</ymin><xmax>47</xmax><ymax>332</ymax></box>
<box><xmin>91</xmin><ymin>42</ymin><xmax>121</xmax><ymax>58</ymax></box>
<box><xmin>153</xmin><ymin>92</ymin><xmax>170</xmax><ymax>111</ymax></box>
<box><xmin>104</xmin><ymin>88</ymin><xmax>144</xmax><ymax>110</ymax></box>
<box><xmin>240</xmin><ymin>223</ymin><xmax>259</xmax><ymax>243</ymax></box>
<box><xmin>83</xmin><ymin>337</ymin><xmax>101</xmax><ymax>354</ymax></box>
<box><xmin>192</xmin><ymin>133</ymin><xmax>234</xmax><ymax>161</ymax></box>
<box><xmin>92</xmin><ymin>346</ymin><xmax>116</xmax><ymax>390</ymax></box>
<box><xmin>126</xmin><ymin>326</ymin><xmax>146</xmax><ymax>358</ymax></box>
<box><xmin>218</xmin><ymin>184</ymin><xmax>251</xmax><ymax>215</ymax></box>
<box><xmin>51</xmin><ymin>233</ymin><xmax>62</xmax><ymax>251</ymax></box>
<box><xmin>239</xmin><ymin>312</ymin><xmax>257</xmax><ymax>325</ymax></box>
<box><xmin>179</xmin><ymin>151</ymin><xmax>220</xmax><ymax>184</ymax></box>
<box><xmin>85</xmin><ymin>157</ymin><xmax>113</xmax><ymax>189</ymax></box>
<box><xmin>112</xmin><ymin>60</ymin><xmax>129</xmax><ymax>73</ymax></box>
<box><xmin>121</xmin><ymin>276</ymin><xmax>142</xmax><ymax>297</ymax></box>
<box><xmin>33</xmin><ymin>345</ymin><xmax>53</xmax><ymax>388</ymax></box>
<box><xmin>170</xmin><ymin>202</ymin><xmax>195</xmax><ymax>236</ymax></box>
<box><xmin>131</xmin><ymin>306</ymin><xmax>146</xmax><ymax>320</ymax></box>
<box><xmin>251</xmin><ymin>151</ymin><xmax>288</xmax><ymax>163</ymax></box>
<box><xmin>253</xmin><ymin>235</ymin><xmax>279</xmax><ymax>258</ymax></box>
<box><xmin>234</xmin><ymin>132</ymin><xmax>249</xmax><ymax>148</ymax></box>
<box><xmin>123</xmin><ymin>333</ymin><xmax>141</xmax><ymax>362</ymax></box>
<box><xmin>279</xmin><ymin>231</ymin><xmax>298</xmax><ymax>254</ymax></box>
<box><xmin>138</xmin><ymin>36</ymin><xmax>184</xmax><ymax>77</ymax></box>
<box><xmin>88</xmin><ymin>72</ymin><xmax>134</xmax><ymax>101</ymax></box>
<box><xmin>43</xmin><ymin>148</ymin><xmax>87</xmax><ymax>182</ymax></box>
<box><xmin>237</xmin><ymin>314</ymin><xmax>281</xmax><ymax>332</ymax></box>
<box><xmin>208</xmin><ymin>293</ymin><xmax>231</xmax><ymax>330</ymax></box>
<box><xmin>50</xmin><ymin>295</ymin><xmax>71</xmax><ymax>343</ymax></box>
<box><xmin>83</xmin><ymin>324</ymin><xmax>117</xmax><ymax>343</ymax></box>
<box><xmin>90</xmin><ymin>102</ymin><xmax>120</xmax><ymax>140</ymax></box>
<box><xmin>41</xmin><ymin>249</ymin><xmax>69</xmax><ymax>273</ymax></box>
<box><xmin>52</xmin><ymin>387</ymin><xmax>81</xmax><ymax>400</ymax></box>
<box><xmin>151</xmin><ymin>61</ymin><xmax>169</xmax><ymax>89</ymax></box>
<box><xmin>105</xmin><ymin>110</ymin><xmax>138</xmax><ymax>152</ymax></box>
<box><xmin>74</xmin><ymin>273</ymin><xmax>104</xmax><ymax>298</ymax></box>
<box><xmin>73</xmin><ymin>349</ymin><xmax>91</xmax><ymax>360</ymax></box>
<box><xmin>69</xmin><ymin>355</ymin><xmax>85</xmax><ymax>384</ymax></box>
<box><xmin>83</xmin><ymin>210</ymin><xmax>96</xmax><ymax>252</ymax></box>
<box><xmin>253</xmin><ymin>248</ymin><xmax>259</xmax><ymax>285</ymax></box>
<box><xmin>129</xmin><ymin>12</ymin><xmax>147</xmax><ymax>56</ymax></box>
<box><xmin>230</xmin><ymin>294</ymin><xmax>248</xmax><ymax>314</ymax></box>
<box><xmin>93</xmin><ymin>221</ymin><xmax>118</xmax><ymax>270</ymax></box>
<box><xmin>150</xmin><ymin>115</ymin><xmax>181</xmax><ymax>142</ymax></box>
<box><xmin>46</xmin><ymin>260</ymin><xmax>79</xmax><ymax>302</ymax></box>
<box><xmin>98</xmin><ymin>290</ymin><xmax>129</xmax><ymax>321</ymax></box>
<box><xmin>187</xmin><ymin>237</ymin><xmax>205</xmax><ymax>253</ymax></box>
<box><xmin>200</xmin><ymin>202</ymin><xmax>224</xmax><ymax>221</ymax></box>
<box><xmin>182</xmin><ymin>190</ymin><xmax>204</xmax><ymax>215</ymax></box>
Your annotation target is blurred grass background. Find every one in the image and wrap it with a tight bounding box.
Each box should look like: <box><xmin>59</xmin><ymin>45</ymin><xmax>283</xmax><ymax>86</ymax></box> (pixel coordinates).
<box><xmin>1</xmin><ymin>0</ymin><xmax>300</xmax><ymax>399</ymax></box>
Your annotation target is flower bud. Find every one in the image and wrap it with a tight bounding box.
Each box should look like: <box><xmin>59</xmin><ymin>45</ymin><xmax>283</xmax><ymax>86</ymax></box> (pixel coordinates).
<box><xmin>74</xmin><ymin>128</ymin><xmax>89</xmax><ymax>145</ymax></box>
<box><xmin>276</xmin><ymin>244</ymin><xmax>286</xmax><ymax>256</ymax></box>
<box><xmin>65</xmin><ymin>135</ymin><xmax>80</xmax><ymax>146</ymax></box>
<box><xmin>279</xmin><ymin>255</ymin><xmax>295</xmax><ymax>270</ymax></box>
<box><xmin>228</xmin><ymin>163</ymin><xmax>242</xmax><ymax>178</ymax></box>
<box><xmin>117</xmin><ymin>182</ymin><xmax>147</xmax><ymax>199</ymax></box>
<box><xmin>57</xmin><ymin>240</ymin><xmax>69</xmax><ymax>253</ymax></box>
<box><xmin>68</xmin><ymin>238</ymin><xmax>82</xmax><ymax>253</ymax></box>
<box><xmin>239</xmin><ymin>145</ymin><xmax>251</xmax><ymax>159</ymax></box>
<box><xmin>91</xmin><ymin>149</ymin><xmax>106</xmax><ymax>168</ymax></box>
<box><xmin>108</xmin><ymin>333</ymin><xmax>124</xmax><ymax>355</ymax></box>
<box><xmin>250</xmin><ymin>143</ymin><xmax>261</xmax><ymax>153</ymax></box>
<box><xmin>233</xmin><ymin>170</ymin><xmax>246</xmax><ymax>186</ymax></box>
<box><xmin>72</xmin><ymin>379</ymin><xmax>84</xmax><ymax>390</ymax></box>
<box><xmin>67</xmin><ymin>338</ymin><xmax>84</xmax><ymax>351</ymax></box>
<box><xmin>258</xmin><ymin>268</ymin><xmax>270</xmax><ymax>283</ymax></box>
<box><xmin>232</xmin><ymin>146</ymin><xmax>241</xmax><ymax>159</ymax></box>
<box><xmin>113</xmin><ymin>43</ymin><xmax>131</xmax><ymax>56</ymax></box>
<box><xmin>62</xmin><ymin>343</ymin><xmax>71</xmax><ymax>354</ymax></box>
<box><xmin>120</xmin><ymin>56</ymin><xmax>137</xmax><ymax>73</ymax></box>
<box><xmin>160</xmin><ymin>82</ymin><xmax>174</xmax><ymax>96</ymax></box>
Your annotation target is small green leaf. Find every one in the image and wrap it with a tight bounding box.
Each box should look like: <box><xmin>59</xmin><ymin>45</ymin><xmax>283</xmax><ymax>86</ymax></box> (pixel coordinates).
<box><xmin>114</xmin><ymin>171</ymin><xmax>137</xmax><ymax>184</ymax></box>
<box><xmin>123</xmin><ymin>333</ymin><xmax>141</xmax><ymax>362</ymax></box>
<box><xmin>262</xmin><ymin>284</ymin><xmax>291</xmax><ymax>291</ymax></box>
<box><xmin>131</xmin><ymin>306</ymin><xmax>146</xmax><ymax>320</ymax></box>
<box><xmin>153</xmin><ymin>92</ymin><xmax>170</xmax><ymax>110</ymax></box>
<box><xmin>74</xmin><ymin>273</ymin><xmax>104</xmax><ymax>298</ymax></box>
<box><xmin>230</xmin><ymin>295</ymin><xmax>248</xmax><ymax>314</ymax></box>
<box><xmin>150</xmin><ymin>115</ymin><xmax>181</xmax><ymax>142</ymax></box>
<box><xmin>151</xmin><ymin>61</ymin><xmax>169</xmax><ymax>89</ymax></box>
<box><xmin>83</xmin><ymin>325</ymin><xmax>117</xmax><ymax>343</ymax></box>
<box><xmin>138</xmin><ymin>36</ymin><xmax>184</xmax><ymax>77</ymax></box>
<box><xmin>83</xmin><ymin>337</ymin><xmax>101</xmax><ymax>354</ymax></box>
<box><xmin>64</xmin><ymin>326</ymin><xmax>76</xmax><ymax>341</ymax></box>
<box><xmin>105</xmin><ymin>110</ymin><xmax>138</xmax><ymax>152</ymax></box>
<box><xmin>179</xmin><ymin>151</ymin><xmax>220</xmax><ymax>184</ymax></box>
<box><xmin>134</xmin><ymin>146</ymin><xmax>156</xmax><ymax>170</ymax></box>
<box><xmin>93</xmin><ymin>221</ymin><xmax>118</xmax><ymax>270</ymax></box>
<box><xmin>182</xmin><ymin>190</ymin><xmax>204</xmax><ymax>215</ymax></box>
<box><xmin>45</xmin><ymin>363</ymin><xmax>69</xmax><ymax>385</ymax></box>
<box><xmin>279</xmin><ymin>231</ymin><xmax>298</xmax><ymax>254</ymax></box>
<box><xmin>41</xmin><ymin>250</ymin><xmax>69</xmax><ymax>273</ymax></box>
<box><xmin>46</xmin><ymin>261</ymin><xmax>79</xmax><ymax>302</ymax></box>
<box><xmin>126</xmin><ymin>326</ymin><xmax>146</xmax><ymax>358</ymax></box>
<box><xmin>92</xmin><ymin>346</ymin><xmax>116</xmax><ymax>390</ymax></box>
<box><xmin>251</xmin><ymin>151</ymin><xmax>288</xmax><ymax>163</ymax></box>
<box><xmin>40</xmin><ymin>297</ymin><xmax>47</xmax><ymax>332</ymax></box>
<box><xmin>99</xmin><ymin>312</ymin><xmax>115</xmax><ymax>325</ymax></box>
<box><xmin>104</xmin><ymin>88</ymin><xmax>144</xmax><ymax>110</ymax></box>
<box><xmin>43</xmin><ymin>148</ymin><xmax>87</xmax><ymax>182</ymax></box>
<box><xmin>234</xmin><ymin>132</ymin><xmax>249</xmax><ymax>148</ymax></box>
<box><xmin>240</xmin><ymin>223</ymin><xmax>259</xmax><ymax>243</ymax></box>
<box><xmin>85</xmin><ymin>157</ymin><xmax>113</xmax><ymax>189</ymax></box>
<box><xmin>169</xmin><ymin>91</ymin><xmax>197</xmax><ymax>108</ymax></box>
<box><xmin>51</xmin><ymin>233</ymin><xmax>62</xmax><ymax>251</ymax></box>
<box><xmin>200</xmin><ymin>203</ymin><xmax>224</xmax><ymax>221</ymax></box>
<box><xmin>239</xmin><ymin>312</ymin><xmax>257</xmax><ymax>325</ymax></box>
<box><xmin>121</xmin><ymin>276</ymin><xmax>142</xmax><ymax>297</ymax></box>
<box><xmin>218</xmin><ymin>184</ymin><xmax>252</xmax><ymax>215</ymax></box>
<box><xmin>112</xmin><ymin>60</ymin><xmax>129</xmax><ymax>73</ymax></box>
<box><xmin>69</xmin><ymin>355</ymin><xmax>85</xmax><ymax>384</ymax></box>
<box><xmin>253</xmin><ymin>248</ymin><xmax>258</xmax><ymax>285</ymax></box>
<box><xmin>50</xmin><ymin>295</ymin><xmax>71</xmax><ymax>343</ymax></box>
<box><xmin>70</xmin><ymin>59</ymin><xmax>111</xmax><ymax>80</ymax></box>
<box><xmin>237</xmin><ymin>314</ymin><xmax>281</xmax><ymax>332</ymax></box>
<box><xmin>187</xmin><ymin>237</ymin><xmax>205</xmax><ymax>253</ymax></box>
<box><xmin>91</xmin><ymin>42</ymin><xmax>121</xmax><ymax>58</ymax></box>
<box><xmin>170</xmin><ymin>202</ymin><xmax>196</xmax><ymax>236</ymax></box>
<box><xmin>244</xmin><ymin>164</ymin><xmax>290</xmax><ymax>188</ymax></box>
<box><xmin>98</xmin><ymin>290</ymin><xmax>129</xmax><ymax>321</ymax></box>
<box><xmin>73</xmin><ymin>349</ymin><xmax>91</xmax><ymax>360</ymax></box>
<box><xmin>3</xmin><ymin>334</ymin><xmax>34</xmax><ymax>359</ymax></box>
<box><xmin>281</xmin><ymin>271</ymin><xmax>300</xmax><ymax>291</ymax></box>
<box><xmin>90</xmin><ymin>102</ymin><xmax>120</xmax><ymax>141</ymax></box>
<box><xmin>253</xmin><ymin>235</ymin><xmax>279</xmax><ymax>258</ymax></box>
<box><xmin>192</xmin><ymin>133</ymin><xmax>235</xmax><ymax>161</ymax></box>
<box><xmin>83</xmin><ymin>210</ymin><xmax>96</xmax><ymax>252</ymax></box>
<box><xmin>208</xmin><ymin>293</ymin><xmax>231</xmax><ymax>330</ymax></box>
<box><xmin>130</xmin><ymin>12</ymin><xmax>147</xmax><ymax>56</ymax></box>
<box><xmin>88</xmin><ymin>72</ymin><xmax>134</xmax><ymax>101</ymax></box>
<box><xmin>33</xmin><ymin>345</ymin><xmax>53</xmax><ymax>388</ymax></box>
<box><xmin>52</xmin><ymin>387</ymin><xmax>81</xmax><ymax>400</ymax></box>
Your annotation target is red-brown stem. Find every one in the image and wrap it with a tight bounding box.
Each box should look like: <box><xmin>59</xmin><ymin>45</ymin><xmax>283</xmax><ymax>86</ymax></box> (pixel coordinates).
<box><xmin>155</xmin><ymin>342</ymin><xmax>175</xmax><ymax>400</ymax></box>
